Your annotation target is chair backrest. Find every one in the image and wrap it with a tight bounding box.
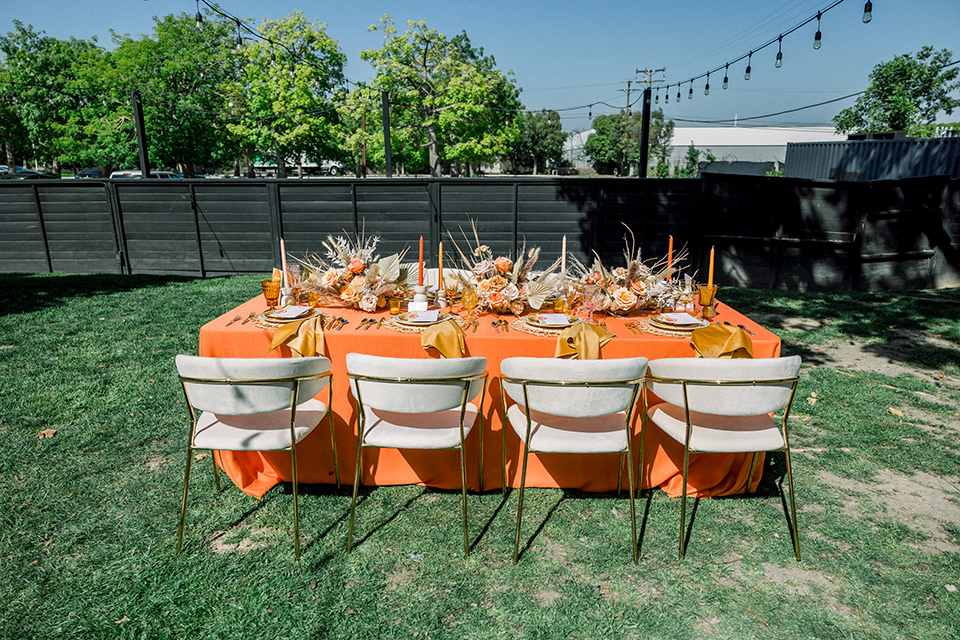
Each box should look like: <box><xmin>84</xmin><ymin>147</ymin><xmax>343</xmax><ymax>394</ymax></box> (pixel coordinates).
<box><xmin>345</xmin><ymin>354</ymin><xmax>487</xmax><ymax>414</ymax></box>
<box><xmin>646</xmin><ymin>356</ymin><xmax>801</xmax><ymax>417</ymax></box>
<box><xmin>500</xmin><ymin>357</ymin><xmax>649</xmax><ymax>418</ymax></box>
<box><xmin>175</xmin><ymin>355</ymin><xmax>331</xmax><ymax>415</ymax></box>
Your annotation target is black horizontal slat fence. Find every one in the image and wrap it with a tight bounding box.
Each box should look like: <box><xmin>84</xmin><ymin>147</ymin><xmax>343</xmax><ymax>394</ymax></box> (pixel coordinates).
<box><xmin>1</xmin><ymin>176</ymin><xmax>957</xmax><ymax>291</ymax></box>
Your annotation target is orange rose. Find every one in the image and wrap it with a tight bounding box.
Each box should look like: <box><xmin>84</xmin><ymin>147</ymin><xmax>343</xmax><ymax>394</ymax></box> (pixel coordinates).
<box><xmin>487</xmin><ymin>290</ymin><xmax>507</xmax><ymax>309</ymax></box>
<box><xmin>488</xmin><ymin>275</ymin><xmax>508</xmax><ymax>291</ymax></box>
<box><xmin>629</xmin><ymin>280</ymin><xmax>646</xmax><ymax>296</ymax></box>
<box><xmin>348</xmin><ymin>257</ymin><xmax>366</xmax><ymax>274</ymax></box>
<box><xmin>321</xmin><ymin>269</ymin><xmax>340</xmax><ymax>288</ymax></box>
<box><xmin>477</xmin><ymin>278</ymin><xmax>494</xmax><ymax>296</ymax></box>
<box><xmin>340</xmin><ymin>268</ymin><xmax>355</xmax><ymax>282</ymax></box>
<box><xmin>494</xmin><ymin>256</ymin><xmax>513</xmax><ymax>274</ymax></box>
<box><xmin>612</xmin><ymin>287</ymin><xmax>637</xmax><ymax>310</ymax></box>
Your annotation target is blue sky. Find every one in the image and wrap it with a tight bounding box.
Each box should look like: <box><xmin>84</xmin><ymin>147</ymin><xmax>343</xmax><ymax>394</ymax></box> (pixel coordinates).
<box><xmin>5</xmin><ymin>0</ymin><xmax>959</xmax><ymax>132</ymax></box>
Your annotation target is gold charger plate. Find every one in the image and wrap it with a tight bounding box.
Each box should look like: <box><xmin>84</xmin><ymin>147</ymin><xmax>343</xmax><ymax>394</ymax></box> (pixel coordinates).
<box><xmin>395</xmin><ymin>311</ymin><xmax>451</xmax><ymax>327</ymax></box>
<box><xmin>261</xmin><ymin>308</ymin><xmax>317</xmax><ymax>324</ymax></box>
<box><xmin>648</xmin><ymin>316</ymin><xmax>708</xmax><ymax>331</ymax></box>
<box><xmin>524</xmin><ymin>313</ymin><xmax>580</xmax><ymax>329</ymax></box>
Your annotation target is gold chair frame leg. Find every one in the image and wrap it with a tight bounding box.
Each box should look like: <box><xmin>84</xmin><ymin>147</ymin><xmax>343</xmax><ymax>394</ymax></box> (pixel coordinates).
<box><xmin>459</xmin><ymin>445</ymin><xmax>470</xmax><ymax>557</ymax></box>
<box><xmin>513</xmin><ymin>439</ymin><xmax>531</xmax><ymax>563</ymax></box>
<box><xmin>290</xmin><ymin>441</ymin><xmax>301</xmax><ymax>561</ymax></box>
<box><xmin>346</xmin><ymin>428</ymin><xmax>364</xmax><ymax>552</ymax></box>
<box><xmin>176</xmin><ymin>443</ymin><xmax>194</xmax><ymax>554</ymax></box>
<box><xmin>784</xmin><ymin>445</ymin><xmax>801</xmax><ymax>560</ymax></box>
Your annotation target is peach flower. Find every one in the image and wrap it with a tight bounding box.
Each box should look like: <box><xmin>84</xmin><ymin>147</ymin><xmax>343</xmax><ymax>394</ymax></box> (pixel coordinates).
<box><xmin>476</xmin><ymin>278</ymin><xmax>494</xmax><ymax>297</ymax></box>
<box><xmin>612</xmin><ymin>287</ymin><xmax>637</xmax><ymax>310</ymax></box>
<box><xmin>348</xmin><ymin>257</ymin><xmax>366</xmax><ymax>274</ymax></box>
<box><xmin>629</xmin><ymin>280</ymin><xmax>646</xmax><ymax>296</ymax></box>
<box><xmin>359</xmin><ymin>293</ymin><xmax>378</xmax><ymax>312</ymax></box>
<box><xmin>473</xmin><ymin>260</ymin><xmax>495</xmax><ymax>278</ymax></box>
<box><xmin>585</xmin><ymin>271</ymin><xmax>603</xmax><ymax>285</ymax></box>
<box><xmin>321</xmin><ymin>269</ymin><xmax>341</xmax><ymax>288</ymax></box>
<box><xmin>494</xmin><ymin>256</ymin><xmax>513</xmax><ymax>274</ymax></box>
<box><xmin>488</xmin><ymin>275</ymin><xmax>508</xmax><ymax>291</ymax></box>
<box><xmin>487</xmin><ymin>290</ymin><xmax>507</xmax><ymax>309</ymax></box>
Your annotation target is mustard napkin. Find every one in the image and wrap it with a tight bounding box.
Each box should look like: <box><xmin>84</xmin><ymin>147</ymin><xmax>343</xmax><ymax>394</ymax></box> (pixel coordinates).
<box><xmin>269</xmin><ymin>315</ymin><xmax>325</xmax><ymax>357</ymax></box>
<box><xmin>690</xmin><ymin>324</ymin><xmax>753</xmax><ymax>359</ymax></box>
<box><xmin>421</xmin><ymin>319</ymin><xmax>465</xmax><ymax>358</ymax></box>
<box><xmin>555</xmin><ymin>322</ymin><xmax>614</xmax><ymax>359</ymax></box>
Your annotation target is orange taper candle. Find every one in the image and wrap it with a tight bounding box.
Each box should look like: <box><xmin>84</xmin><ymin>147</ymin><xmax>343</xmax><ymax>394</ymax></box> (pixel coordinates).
<box><xmin>418</xmin><ymin>236</ymin><xmax>424</xmax><ymax>286</ymax></box>
<box><xmin>707</xmin><ymin>245</ymin><xmax>715</xmax><ymax>288</ymax></box>
<box><xmin>438</xmin><ymin>242</ymin><xmax>443</xmax><ymax>289</ymax></box>
<box><xmin>666</xmin><ymin>235</ymin><xmax>673</xmax><ymax>281</ymax></box>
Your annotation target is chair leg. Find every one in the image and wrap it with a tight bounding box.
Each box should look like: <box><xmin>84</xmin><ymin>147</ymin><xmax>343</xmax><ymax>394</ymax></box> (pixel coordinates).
<box><xmin>626</xmin><ymin>446</ymin><xmax>638</xmax><ymax>564</ymax></box>
<box><xmin>346</xmin><ymin>441</ymin><xmax>364</xmax><ymax>552</ymax></box>
<box><xmin>501</xmin><ymin>420</ymin><xmax>507</xmax><ymax>497</ymax></box>
<box><xmin>329</xmin><ymin>411</ymin><xmax>340</xmax><ymax>489</ymax></box>
<box><xmin>291</xmin><ymin>442</ymin><xmax>301</xmax><ymax>562</ymax></box>
<box><xmin>177</xmin><ymin>445</ymin><xmax>195</xmax><ymax>554</ymax></box>
<box><xmin>478</xmin><ymin>415</ymin><xmax>485</xmax><ymax>494</ymax></box>
<box><xmin>746</xmin><ymin>451</ymin><xmax>759</xmax><ymax>494</ymax></box>
<box><xmin>679</xmin><ymin>446</ymin><xmax>692</xmax><ymax>559</ymax></box>
<box><xmin>784</xmin><ymin>447</ymin><xmax>801</xmax><ymax>561</ymax></box>
<box><xmin>212</xmin><ymin>451</ymin><xmax>221</xmax><ymax>493</ymax></box>
<box><xmin>617</xmin><ymin>453</ymin><xmax>625</xmax><ymax>498</ymax></box>
<box><xmin>513</xmin><ymin>441</ymin><xmax>531</xmax><ymax>563</ymax></box>
<box><xmin>459</xmin><ymin>446</ymin><xmax>470</xmax><ymax>557</ymax></box>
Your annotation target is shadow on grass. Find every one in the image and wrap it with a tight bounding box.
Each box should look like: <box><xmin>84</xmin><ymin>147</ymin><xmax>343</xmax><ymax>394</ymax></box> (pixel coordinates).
<box><xmin>0</xmin><ymin>272</ymin><xmax>202</xmax><ymax>318</ymax></box>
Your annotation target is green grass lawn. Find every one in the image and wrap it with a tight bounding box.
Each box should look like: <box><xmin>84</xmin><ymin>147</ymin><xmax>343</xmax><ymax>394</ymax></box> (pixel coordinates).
<box><xmin>2</xmin><ymin>273</ymin><xmax>958</xmax><ymax>639</ymax></box>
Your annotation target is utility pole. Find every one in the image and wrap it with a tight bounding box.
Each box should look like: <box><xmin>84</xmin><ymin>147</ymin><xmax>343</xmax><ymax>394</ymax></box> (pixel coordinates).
<box><xmin>618</xmin><ymin>80</ymin><xmax>634</xmax><ymax>116</ymax></box>
<box><xmin>633</xmin><ymin>68</ymin><xmax>665</xmax><ymax>178</ymax></box>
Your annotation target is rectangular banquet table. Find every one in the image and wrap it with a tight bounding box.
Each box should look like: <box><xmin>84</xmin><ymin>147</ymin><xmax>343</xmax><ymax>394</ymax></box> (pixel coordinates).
<box><xmin>198</xmin><ymin>298</ymin><xmax>781</xmax><ymax>499</ymax></box>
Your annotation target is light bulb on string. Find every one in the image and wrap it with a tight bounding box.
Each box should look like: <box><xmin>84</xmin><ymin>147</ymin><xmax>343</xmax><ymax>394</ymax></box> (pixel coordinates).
<box><xmin>235</xmin><ymin>19</ymin><xmax>243</xmax><ymax>51</ymax></box>
<box><xmin>688</xmin><ymin>83</ymin><xmax>693</xmax><ymax>99</ymax></box>
<box><xmin>776</xmin><ymin>36</ymin><xmax>783</xmax><ymax>68</ymax></box>
<box><xmin>814</xmin><ymin>12</ymin><xmax>822</xmax><ymax>49</ymax></box>
<box><xmin>862</xmin><ymin>1</ymin><xmax>872</xmax><ymax>23</ymax></box>
<box><xmin>722</xmin><ymin>64</ymin><xmax>729</xmax><ymax>89</ymax></box>
<box><xmin>744</xmin><ymin>52</ymin><xmax>752</xmax><ymax>81</ymax></box>
<box><xmin>195</xmin><ymin>0</ymin><xmax>202</xmax><ymax>30</ymax></box>
<box><xmin>704</xmin><ymin>73</ymin><xmax>710</xmax><ymax>96</ymax></box>
<box><xmin>655</xmin><ymin>88</ymin><xmax>659</xmax><ymax>104</ymax></box>
<box><xmin>676</xmin><ymin>86</ymin><xmax>681</xmax><ymax>102</ymax></box>
<box><xmin>664</xmin><ymin>86</ymin><xmax>669</xmax><ymax>103</ymax></box>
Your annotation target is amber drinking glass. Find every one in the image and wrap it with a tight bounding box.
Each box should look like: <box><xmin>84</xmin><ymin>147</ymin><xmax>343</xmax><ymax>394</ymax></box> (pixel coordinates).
<box><xmin>261</xmin><ymin>279</ymin><xmax>281</xmax><ymax>308</ymax></box>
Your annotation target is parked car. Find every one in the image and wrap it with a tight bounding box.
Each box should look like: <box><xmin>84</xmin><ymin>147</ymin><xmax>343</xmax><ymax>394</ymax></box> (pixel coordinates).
<box><xmin>0</xmin><ymin>165</ymin><xmax>55</xmax><ymax>179</ymax></box>
<box><xmin>76</xmin><ymin>168</ymin><xmax>105</xmax><ymax>179</ymax></box>
<box><xmin>109</xmin><ymin>170</ymin><xmax>182</xmax><ymax>179</ymax></box>
<box><xmin>319</xmin><ymin>160</ymin><xmax>346</xmax><ymax>176</ymax></box>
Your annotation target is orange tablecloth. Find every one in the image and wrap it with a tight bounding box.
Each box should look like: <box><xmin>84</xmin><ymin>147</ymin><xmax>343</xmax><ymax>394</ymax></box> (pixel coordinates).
<box><xmin>198</xmin><ymin>298</ymin><xmax>781</xmax><ymax>499</ymax></box>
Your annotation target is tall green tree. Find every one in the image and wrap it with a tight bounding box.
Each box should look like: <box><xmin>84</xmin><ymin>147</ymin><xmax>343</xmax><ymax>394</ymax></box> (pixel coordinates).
<box><xmin>111</xmin><ymin>13</ymin><xmax>237</xmax><ymax>176</ymax></box>
<box><xmin>225</xmin><ymin>10</ymin><xmax>346</xmax><ymax>178</ymax></box>
<box><xmin>0</xmin><ymin>22</ymin><xmax>110</xmax><ymax>175</ymax></box>
<box><xmin>506</xmin><ymin>109</ymin><xmax>566</xmax><ymax>174</ymax></box>
<box><xmin>834</xmin><ymin>46</ymin><xmax>960</xmax><ymax>136</ymax></box>
<box><xmin>361</xmin><ymin>16</ymin><xmax>521</xmax><ymax>177</ymax></box>
<box><xmin>583</xmin><ymin>108</ymin><xmax>674</xmax><ymax>176</ymax></box>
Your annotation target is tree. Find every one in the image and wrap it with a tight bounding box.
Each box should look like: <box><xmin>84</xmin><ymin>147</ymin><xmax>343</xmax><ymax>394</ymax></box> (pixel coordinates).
<box><xmin>506</xmin><ymin>109</ymin><xmax>566</xmax><ymax>175</ymax></box>
<box><xmin>583</xmin><ymin>108</ymin><xmax>674</xmax><ymax>176</ymax></box>
<box><xmin>0</xmin><ymin>22</ymin><xmax>111</xmax><ymax>175</ymax></box>
<box><xmin>110</xmin><ymin>13</ymin><xmax>238</xmax><ymax>176</ymax></box>
<box><xmin>225</xmin><ymin>11</ymin><xmax>346</xmax><ymax>178</ymax></box>
<box><xmin>361</xmin><ymin>16</ymin><xmax>521</xmax><ymax>177</ymax></box>
<box><xmin>834</xmin><ymin>46</ymin><xmax>960</xmax><ymax>136</ymax></box>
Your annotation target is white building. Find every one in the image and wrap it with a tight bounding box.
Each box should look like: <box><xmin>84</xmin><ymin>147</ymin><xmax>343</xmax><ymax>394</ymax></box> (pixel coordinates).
<box><xmin>565</xmin><ymin>125</ymin><xmax>845</xmax><ymax>172</ymax></box>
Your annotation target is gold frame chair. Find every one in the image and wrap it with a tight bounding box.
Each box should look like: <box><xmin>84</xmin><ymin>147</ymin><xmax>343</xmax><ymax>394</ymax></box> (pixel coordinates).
<box><xmin>643</xmin><ymin>359</ymin><xmax>801</xmax><ymax>560</ymax></box>
<box><xmin>499</xmin><ymin>357</ymin><xmax>648</xmax><ymax>564</ymax></box>
<box><xmin>176</xmin><ymin>356</ymin><xmax>334</xmax><ymax>561</ymax></box>
<box><xmin>345</xmin><ymin>357</ymin><xmax>487</xmax><ymax>557</ymax></box>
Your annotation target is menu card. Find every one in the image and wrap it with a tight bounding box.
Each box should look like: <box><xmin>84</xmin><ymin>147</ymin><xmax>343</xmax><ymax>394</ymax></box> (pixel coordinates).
<box><xmin>272</xmin><ymin>305</ymin><xmax>313</xmax><ymax>319</ymax></box>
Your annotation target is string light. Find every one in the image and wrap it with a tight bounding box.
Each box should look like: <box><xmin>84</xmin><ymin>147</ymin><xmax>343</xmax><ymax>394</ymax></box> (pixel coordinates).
<box><xmin>676</xmin><ymin>85</ymin><xmax>681</xmax><ymax>102</ymax></box>
<box><xmin>654</xmin><ymin>88</ymin><xmax>659</xmax><ymax>104</ymax></box>
<box><xmin>195</xmin><ymin>0</ymin><xmax>203</xmax><ymax>30</ymax></box>
<box><xmin>862</xmin><ymin>1</ymin><xmax>872</xmax><ymax>23</ymax></box>
<box><xmin>776</xmin><ymin>36</ymin><xmax>783</xmax><ymax>68</ymax></box>
<box><xmin>235</xmin><ymin>19</ymin><xmax>243</xmax><ymax>51</ymax></box>
<box><xmin>722</xmin><ymin>64</ymin><xmax>729</xmax><ymax>90</ymax></box>
<box><xmin>664</xmin><ymin>86</ymin><xmax>669</xmax><ymax>103</ymax></box>
<box><xmin>813</xmin><ymin>12</ymin><xmax>822</xmax><ymax>49</ymax></box>
<box><xmin>704</xmin><ymin>72</ymin><xmax>710</xmax><ymax>96</ymax></box>
<box><xmin>744</xmin><ymin>51</ymin><xmax>752</xmax><ymax>80</ymax></box>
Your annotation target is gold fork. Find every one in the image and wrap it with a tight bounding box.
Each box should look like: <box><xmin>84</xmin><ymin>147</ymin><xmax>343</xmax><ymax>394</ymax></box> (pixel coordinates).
<box><xmin>225</xmin><ymin>314</ymin><xmax>241</xmax><ymax>326</ymax></box>
<box><xmin>241</xmin><ymin>312</ymin><xmax>256</xmax><ymax>325</ymax></box>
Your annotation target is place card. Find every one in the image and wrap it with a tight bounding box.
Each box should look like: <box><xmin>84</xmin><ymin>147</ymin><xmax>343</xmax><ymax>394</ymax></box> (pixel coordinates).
<box><xmin>541</xmin><ymin>313</ymin><xmax>571</xmax><ymax>326</ymax></box>
<box><xmin>408</xmin><ymin>309</ymin><xmax>439</xmax><ymax>322</ymax></box>
<box><xmin>271</xmin><ymin>305</ymin><xmax>313</xmax><ymax>319</ymax></box>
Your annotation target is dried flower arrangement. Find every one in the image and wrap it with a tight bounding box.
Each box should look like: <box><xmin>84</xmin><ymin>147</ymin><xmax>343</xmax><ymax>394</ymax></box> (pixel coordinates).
<box><xmin>444</xmin><ymin>221</ymin><xmax>559</xmax><ymax>314</ymax></box>
<box><xmin>298</xmin><ymin>229</ymin><xmax>414</xmax><ymax>312</ymax></box>
<box><xmin>568</xmin><ymin>226</ymin><xmax>688</xmax><ymax>313</ymax></box>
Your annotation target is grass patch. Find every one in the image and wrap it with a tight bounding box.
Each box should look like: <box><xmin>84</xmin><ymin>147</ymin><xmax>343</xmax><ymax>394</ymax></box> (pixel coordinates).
<box><xmin>1</xmin><ymin>273</ymin><xmax>959</xmax><ymax>639</ymax></box>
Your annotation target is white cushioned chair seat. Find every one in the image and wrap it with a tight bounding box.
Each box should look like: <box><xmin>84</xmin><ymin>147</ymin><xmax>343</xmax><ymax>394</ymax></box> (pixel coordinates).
<box><xmin>193</xmin><ymin>398</ymin><xmax>328</xmax><ymax>451</ymax></box>
<box><xmin>360</xmin><ymin>403</ymin><xmax>480</xmax><ymax>449</ymax></box>
<box><xmin>647</xmin><ymin>402</ymin><xmax>785</xmax><ymax>453</ymax></box>
<box><xmin>507</xmin><ymin>404</ymin><xmax>629</xmax><ymax>454</ymax></box>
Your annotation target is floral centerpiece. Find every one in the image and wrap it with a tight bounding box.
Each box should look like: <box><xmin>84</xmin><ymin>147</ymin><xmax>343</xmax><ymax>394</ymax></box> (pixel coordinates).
<box><xmin>446</xmin><ymin>223</ymin><xmax>559</xmax><ymax>314</ymax></box>
<box><xmin>569</xmin><ymin>227</ymin><xmax>688</xmax><ymax>314</ymax></box>
<box><xmin>298</xmin><ymin>231</ymin><xmax>414</xmax><ymax>312</ymax></box>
